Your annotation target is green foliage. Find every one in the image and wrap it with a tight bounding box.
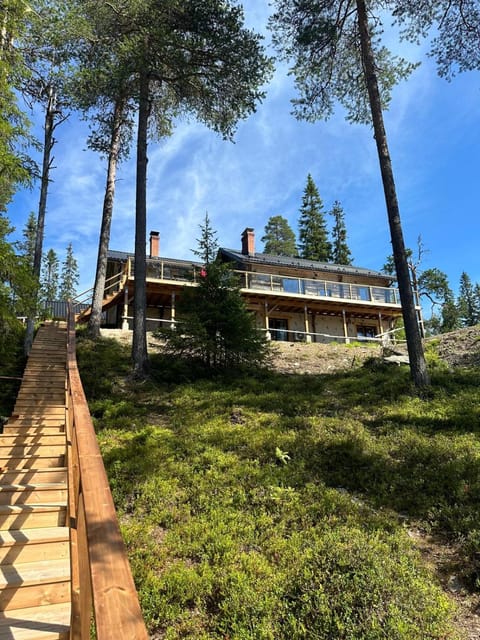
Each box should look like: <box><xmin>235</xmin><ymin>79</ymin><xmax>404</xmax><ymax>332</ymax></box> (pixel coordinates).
<box><xmin>74</xmin><ymin>335</ymin><xmax>480</xmax><ymax>638</ymax></box>
<box><xmin>39</xmin><ymin>248</ymin><xmax>59</xmax><ymax>313</ymax></box>
<box><xmin>0</xmin><ymin>320</ymin><xmax>25</xmax><ymax>418</ymax></box>
<box><xmin>298</xmin><ymin>173</ymin><xmax>331</xmax><ymax>261</ymax></box>
<box><xmin>192</xmin><ymin>213</ymin><xmax>218</xmax><ymax>265</ymax></box>
<box><xmin>457</xmin><ymin>271</ymin><xmax>480</xmax><ymax>327</ymax></box>
<box><xmin>0</xmin><ymin>0</ymin><xmax>34</xmax><ymax>210</ymax></box>
<box><xmin>269</xmin><ymin>1</ymin><xmax>418</xmax><ymax>124</ymax></box>
<box><xmin>77</xmin><ymin>0</ymin><xmax>273</xmax><ymax>141</ymax></box>
<box><xmin>261</xmin><ymin>215</ymin><xmax>297</xmax><ymax>256</ymax></box>
<box><xmin>158</xmin><ymin>261</ymin><xmax>270</xmax><ymax>370</ymax></box>
<box><xmin>75</xmin><ymin>330</ymin><xmax>131</xmax><ymax>399</ymax></box>
<box><xmin>393</xmin><ymin>1</ymin><xmax>480</xmax><ymax>80</ymax></box>
<box><xmin>0</xmin><ymin>213</ymin><xmax>36</xmax><ymax>341</ymax></box>
<box><xmin>330</xmin><ymin>199</ymin><xmax>352</xmax><ymax>265</ymax></box>
<box><xmin>60</xmin><ymin>242</ymin><xmax>79</xmax><ymax>300</ymax></box>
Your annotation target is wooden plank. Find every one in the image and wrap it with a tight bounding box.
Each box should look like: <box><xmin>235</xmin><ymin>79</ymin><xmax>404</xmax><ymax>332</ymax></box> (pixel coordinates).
<box><xmin>0</xmin><ymin>436</ymin><xmax>66</xmax><ymax>446</ymax></box>
<box><xmin>0</xmin><ymin>527</ymin><xmax>69</xmax><ymax>563</ymax></box>
<box><xmin>0</xmin><ymin>446</ymin><xmax>66</xmax><ymax>457</ymax></box>
<box><xmin>0</xmin><ymin>469</ymin><xmax>67</xmax><ymax>485</ymax></box>
<box><xmin>2</xmin><ymin>427</ymin><xmax>66</xmax><ymax>436</ymax></box>
<box><xmin>0</xmin><ymin>580</ymin><xmax>70</xmax><ymax>611</ymax></box>
<box><xmin>0</xmin><ymin>485</ymin><xmax>67</xmax><ymax>505</ymax></box>
<box><xmin>0</xmin><ymin>505</ymin><xmax>66</xmax><ymax>529</ymax></box>
<box><xmin>0</xmin><ymin>601</ymin><xmax>70</xmax><ymax>640</ymax></box>
<box><xmin>0</xmin><ymin>456</ymin><xmax>65</xmax><ymax>469</ymax></box>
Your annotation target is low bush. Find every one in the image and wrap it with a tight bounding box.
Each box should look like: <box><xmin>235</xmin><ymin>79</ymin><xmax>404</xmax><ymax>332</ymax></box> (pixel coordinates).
<box><xmin>75</xmin><ymin>336</ymin><xmax>480</xmax><ymax>639</ymax></box>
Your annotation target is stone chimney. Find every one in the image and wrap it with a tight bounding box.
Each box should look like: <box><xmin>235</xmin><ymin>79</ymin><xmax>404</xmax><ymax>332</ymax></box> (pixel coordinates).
<box><xmin>149</xmin><ymin>230</ymin><xmax>160</xmax><ymax>258</ymax></box>
<box><xmin>241</xmin><ymin>228</ymin><xmax>255</xmax><ymax>256</ymax></box>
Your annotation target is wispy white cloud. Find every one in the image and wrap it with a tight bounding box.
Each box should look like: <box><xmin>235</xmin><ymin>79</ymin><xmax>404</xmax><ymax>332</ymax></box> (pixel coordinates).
<box><xmin>6</xmin><ymin>3</ymin><xmax>480</xmax><ymax>294</ymax></box>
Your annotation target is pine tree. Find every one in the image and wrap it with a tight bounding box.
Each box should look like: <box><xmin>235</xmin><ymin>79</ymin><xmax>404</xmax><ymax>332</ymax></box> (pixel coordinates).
<box><xmin>261</xmin><ymin>215</ymin><xmax>297</xmax><ymax>256</ymax></box>
<box><xmin>457</xmin><ymin>272</ymin><xmax>480</xmax><ymax>327</ymax></box>
<box><xmin>39</xmin><ymin>248</ymin><xmax>59</xmax><ymax>314</ymax></box>
<box><xmin>298</xmin><ymin>174</ymin><xmax>331</xmax><ymax>262</ymax></box>
<box><xmin>270</xmin><ymin>1</ymin><xmax>430</xmax><ymax>387</ymax></box>
<box><xmin>330</xmin><ymin>201</ymin><xmax>353</xmax><ymax>265</ymax></box>
<box><xmin>193</xmin><ymin>213</ymin><xmax>218</xmax><ymax>265</ymax></box>
<box><xmin>60</xmin><ymin>242</ymin><xmax>79</xmax><ymax>300</ymax></box>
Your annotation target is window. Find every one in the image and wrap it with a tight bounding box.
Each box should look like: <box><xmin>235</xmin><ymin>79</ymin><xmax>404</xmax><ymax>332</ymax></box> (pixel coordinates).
<box><xmin>357</xmin><ymin>325</ymin><xmax>377</xmax><ymax>339</ymax></box>
<box><xmin>270</xmin><ymin>318</ymin><xmax>289</xmax><ymax>341</ymax></box>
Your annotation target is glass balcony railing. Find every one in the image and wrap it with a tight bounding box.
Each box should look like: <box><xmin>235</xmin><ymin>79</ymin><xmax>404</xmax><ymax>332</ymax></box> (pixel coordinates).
<box><xmin>238</xmin><ymin>271</ymin><xmax>402</xmax><ymax>306</ymax></box>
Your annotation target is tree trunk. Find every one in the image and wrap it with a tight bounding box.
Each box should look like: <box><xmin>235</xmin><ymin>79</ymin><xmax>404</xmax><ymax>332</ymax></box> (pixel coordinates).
<box><xmin>88</xmin><ymin>98</ymin><xmax>125</xmax><ymax>339</ymax></box>
<box><xmin>131</xmin><ymin>69</ymin><xmax>149</xmax><ymax>377</ymax></box>
<box><xmin>24</xmin><ymin>83</ymin><xmax>56</xmax><ymax>355</ymax></box>
<box><xmin>356</xmin><ymin>0</ymin><xmax>430</xmax><ymax>388</ymax></box>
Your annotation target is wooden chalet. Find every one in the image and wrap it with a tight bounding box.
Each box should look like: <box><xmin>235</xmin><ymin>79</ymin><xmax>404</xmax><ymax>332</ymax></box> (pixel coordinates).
<box><xmin>89</xmin><ymin>228</ymin><xmax>416</xmax><ymax>343</ymax></box>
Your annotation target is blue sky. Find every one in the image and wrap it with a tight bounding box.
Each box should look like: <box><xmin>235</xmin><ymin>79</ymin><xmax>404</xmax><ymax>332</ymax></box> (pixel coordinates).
<box><xmin>7</xmin><ymin>3</ymin><xmax>480</xmax><ymax>302</ymax></box>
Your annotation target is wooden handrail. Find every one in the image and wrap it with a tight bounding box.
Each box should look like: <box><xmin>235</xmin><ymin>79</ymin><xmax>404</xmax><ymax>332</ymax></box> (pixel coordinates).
<box><xmin>66</xmin><ymin>304</ymin><xmax>148</xmax><ymax>639</ymax></box>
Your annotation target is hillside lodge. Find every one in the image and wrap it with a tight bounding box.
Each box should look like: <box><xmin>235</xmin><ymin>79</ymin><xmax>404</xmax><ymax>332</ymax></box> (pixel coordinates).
<box><xmin>89</xmin><ymin>228</ymin><xmax>418</xmax><ymax>343</ymax></box>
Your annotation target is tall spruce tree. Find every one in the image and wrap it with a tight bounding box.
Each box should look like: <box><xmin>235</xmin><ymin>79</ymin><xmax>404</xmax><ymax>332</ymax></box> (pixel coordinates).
<box><xmin>39</xmin><ymin>248</ymin><xmax>59</xmax><ymax>313</ymax></box>
<box><xmin>457</xmin><ymin>272</ymin><xmax>480</xmax><ymax>327</ymax></box>
<box><xmin>193</xmin><ymin>213</ymin><xmax>219</xmax><ymax>265</ymax></box>
<box><xmin>18</xmin><ymin>211</ymin><xmax>37</xmax><ymax>270</ymax></box>
<box><xmin>60</xmin><ymin>242</ymin><xmax>79</xmax><ymax>300</ymax></box>
<box><xmin>330</xmin><ymin>201</ymin><xmax>353</xmax><ymax>265</ymax></box>
<box><xmin>298</xmin><ymin>174</ymin><xmax>331</xmax><ymax>262</ymax></box>
<box><xmin>270</xmin><ymin>1</ymin><xmax>430</xmax><ymax>387</ymax></box>
<box><xmin>160</xmin><ymin>221</ymin><xmax>269</xmax><ymax>370</ymax></box>
<box><xmin>261</xmin><ymin>215</ymin><xmax>297</xmax><ymax>256</ymax></box>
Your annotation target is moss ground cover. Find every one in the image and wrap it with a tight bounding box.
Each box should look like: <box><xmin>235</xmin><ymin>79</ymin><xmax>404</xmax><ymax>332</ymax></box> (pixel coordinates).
<box><xmin>76</xmin><ymin>336</ymin><xmax>480</xmax><ymax>639</ymax></box>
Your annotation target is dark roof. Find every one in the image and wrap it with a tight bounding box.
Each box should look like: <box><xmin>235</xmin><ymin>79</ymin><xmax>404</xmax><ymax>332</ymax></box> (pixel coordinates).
<box><xmin>107</xmin><ymin>248</ymin><xmax>391</xmax><ymax>283</ymax></box>
<box><xmin>107</xmin><ymin>249</ymin><xmax>202</xmax><ymax>268</ymax></box>
<box><xmin>218</xmin><ymin>248</ymin><xmax>391</xmax><ymax>282</ymax></box>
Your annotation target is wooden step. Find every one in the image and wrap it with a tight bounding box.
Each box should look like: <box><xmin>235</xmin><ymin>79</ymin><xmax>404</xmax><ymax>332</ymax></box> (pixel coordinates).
<box><xmin>13</xmin><ymin>405</ymin><xmax>65</xmax><ymax>413</ymax></box>
<box><xmin>0</xmin><ymin>601</ymin><xmax>70</xmax><ymax>639</ymax></box>
<box><xmin>0</xmin><ymin>436</ymin><xmax>66</xmax><ymax>447</ymax></box>
<box><xmin>0</xmin><ymin>469</ymin><xmax>67</xmax><ymax>485</ymax></box>
<box><xmin>0</xmin><ymin>527</ymin><xmax>69</xmax><ymax>563</ymax></box>
<box><xmin>2</xmin><ymin>427</ymin><xmax>66</xmax><ymax>436</ymax></box>
<box><xmin>0</xmin><ymin>446</ymin><xmax>65</xmax><ymax>458</ymax></box>
<box><xmin>0</xmin><ymin>456</ymin><xmax>65</xmax><ymax>470</ymax></box>
<box><xmin>0</xmin><ymin>505</ymin><xmax>66</xmax><ymax>530</ymax></box>
<box><xmin>0</xmin><ymin>558</ymin><xmax>70</xmax><ymax>610</ymax></box>
<box><xmin>15</xmin><ymin>393</ymin><xmax>65</xmax><ymax>403</ymax></box>
<box><xmin>0</xmin><ymin>484</ymin><xmax>67</xmax><ymax>506</ymax></box>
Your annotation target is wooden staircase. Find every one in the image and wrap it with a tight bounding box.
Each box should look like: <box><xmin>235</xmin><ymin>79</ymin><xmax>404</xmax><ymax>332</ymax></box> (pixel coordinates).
<box><xmin>0</xmin><ymin>322</ymin><xmax>70</xmax><ymax>639</ymax></box>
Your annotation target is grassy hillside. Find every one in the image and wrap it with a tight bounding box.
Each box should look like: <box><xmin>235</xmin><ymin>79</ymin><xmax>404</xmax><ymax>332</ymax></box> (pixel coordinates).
<box><xmin>76</xmin><ymin>332</ymin><xmax>480</xmax><ymax>639</ymax></box>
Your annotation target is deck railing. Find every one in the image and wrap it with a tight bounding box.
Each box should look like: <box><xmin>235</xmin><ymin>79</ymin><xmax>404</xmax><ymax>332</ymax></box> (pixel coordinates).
<box><xmin>126</xmin><ymin>257</ymin><xmax>408</xmax><ymax>306</ymax></box>
<box><xmin>66</xmin><ymin>304</ymin><xmax>148</xmax><ymax>639</ymax></box>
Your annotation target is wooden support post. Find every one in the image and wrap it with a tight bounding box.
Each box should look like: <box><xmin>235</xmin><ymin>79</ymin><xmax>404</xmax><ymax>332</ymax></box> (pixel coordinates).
<box><xmin>265</xmin><ymin>302</ymin><xmax>271</xmax><ymax>341</ymax></box>
<box><xmin>121</xmin><ymin>286</ymin><xmax>129</xmax><ymax>330</ymax></box>
<box><xmin>170</xmin><ymin>292</ymin><xmax>176</xmax><ymax>329</ymax></box>
<box><xmin>342</xmin><ymin>310</ymin><xmax>350</xmax><ymax>344</ymax></box>
<box><xmin>304</xmin><ymin>305</ymin><xmax>311</xmax><ymax>343</ymax></box>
